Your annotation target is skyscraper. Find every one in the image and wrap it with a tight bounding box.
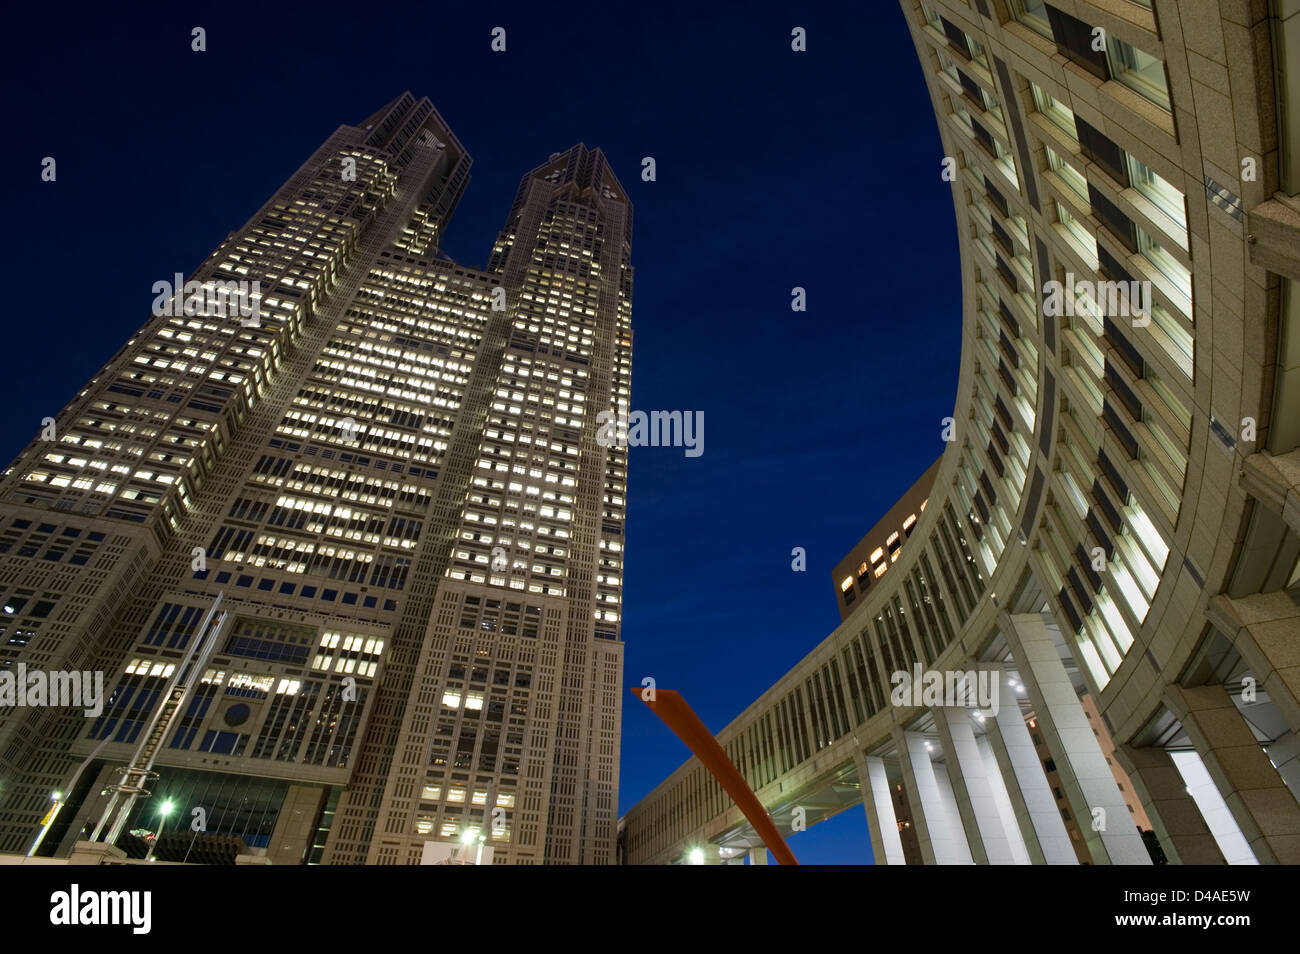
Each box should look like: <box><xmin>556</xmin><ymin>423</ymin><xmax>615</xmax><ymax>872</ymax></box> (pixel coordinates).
<box><xmin>0</xmin><ymin>92</ymin><xmax>631</xmax><ymax>865</ymax></box>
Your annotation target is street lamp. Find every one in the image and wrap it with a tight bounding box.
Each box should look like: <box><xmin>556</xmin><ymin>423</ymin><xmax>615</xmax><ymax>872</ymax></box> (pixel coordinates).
<box><xmin>145</xmin><ymin>800</ymin><xmax>174</xmax><ymax>863</ymax></box>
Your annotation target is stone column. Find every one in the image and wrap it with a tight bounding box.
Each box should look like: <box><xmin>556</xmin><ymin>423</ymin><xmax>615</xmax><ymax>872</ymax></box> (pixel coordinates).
<box><xmin>1114</xmin><ymin>743</ymin><xmax>1224</xmax><ymax>864</ymax></box>
<box><xmin>1166</xmin><ymin>683</ymin><xmax>1300</xmax><ymax>863</ymax></box>
<box><xmin>1207</xmin><ymin>591</ymin><xmax>1300</xmax><ymax>736</ymax></box>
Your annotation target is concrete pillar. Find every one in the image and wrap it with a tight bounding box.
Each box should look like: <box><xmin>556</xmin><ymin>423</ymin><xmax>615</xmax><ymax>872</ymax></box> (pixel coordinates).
<box><xmin>1246</xmin><ymin>198</ymin><xmax>1300</xmax><ymax>283</ymax></box>
<box><xmin>1114</xmin><ymin>743</ymin><xmax>1225</xmax><ymax>864</ymax></box>
<box><xmin>1004</xmin><ymin>612</ymin><xmax>1150</xmax><ymax>864</ymax></box>
<box><xmin>1207</xmin><ymin>591</ymin><xmax>1300</xmax><ymax>735</ymax></box>
<box><xmin>747</xmin><ymin>846</ymin><xmax>768</xmax><ymax>866</ymax></box>
<box><xmin>1166</xmin><ymin>684</ymin><xmax>1300</xmax><ymax>863</ymax></box>
<box><xmin>977</xmin><ymin>732</ymin><xmax>1032</xmax><ymax>864</ymax></box>
<box><xmin>1169</xmin><ymin>749</ymin><xmax>1258</xmax><ymax>864</ymax></box>
<box><xmin>267</xmin><ymin>783</ymin><xmax>326</xmax><ymax>866</ymax></box>
<box><xmin>853</xmin><ymin>748</ymin><xmax>905</xmax><ymax>865</ymax></box>
<box><xmin>933</xmin><ymin>706</ymin><xmax>1021</xmax><ymax>863</ymax></box>
<box><xmin>981</xmin><ymin>680</ymin><xmax>1077</xmax><ymax>863</ymax></box>
<box><xmin>895</xmin><ymin>728</ymin><xmax>973</xmax><ymax>864</ymax></box>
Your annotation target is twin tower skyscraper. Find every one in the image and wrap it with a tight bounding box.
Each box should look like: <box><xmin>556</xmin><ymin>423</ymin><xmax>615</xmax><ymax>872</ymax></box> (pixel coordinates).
<box><xmin>0</xmin><ymin>93</ymin><xmax>632</xmax><ymax>864</ymax></box>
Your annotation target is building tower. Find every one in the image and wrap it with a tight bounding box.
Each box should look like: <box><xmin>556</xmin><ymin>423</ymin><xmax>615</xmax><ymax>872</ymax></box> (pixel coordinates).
<box><xmin>0</xmin><ymin>93</ymin><xmax>632</xmax><ymax>865</ymax></box>
<box><xmin>621</xmin><ymin>0</ymin><xmax>1300</xmax><ymax>866</ymax></box>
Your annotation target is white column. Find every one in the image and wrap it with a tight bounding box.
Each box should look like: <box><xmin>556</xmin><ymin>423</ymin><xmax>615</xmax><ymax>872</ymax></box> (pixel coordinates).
<box><xmin>899</xmin><ymin>729</ymin><xmax>973</xmax><ymax>864</ymax></box>
<box><xmin>988</xmin><ymin>672</ymin><xmax>1077</xmax><ymax>864</ymax></box>
<box><xmin>747</xmin><ymin>846</ymin><xmax>768</xmax><ymax>866</ymax></box>
<box><xmin>935</xmin><ymin>706</ymin><xmax>1020</xmax><ymax>864</ymax></box>
<box><xmin>1006</xmin><ymin>613</ymin><xmax>1150</xmax><ymax>864</ymax></box>
<box><xmin>977</xmin><ymin>732</ymin><xmax>1032</xmax><ymax>864</ymax></box>
<box><xmin>862</xmin><ymin>753</ymin><xmax>906</xmax><ymax>865</ymax></box>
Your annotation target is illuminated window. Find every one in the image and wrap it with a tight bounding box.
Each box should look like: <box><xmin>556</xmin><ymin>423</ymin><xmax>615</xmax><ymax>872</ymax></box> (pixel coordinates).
<box><xmin>1107</xmin><ymin>38</ymin><xmax>1170</xmax><ymax>112</ymax></box>
<box><xmin>1010</xmin><ymin>0</ymin><xmax>1051</xmax><ymax>38</ymax></box>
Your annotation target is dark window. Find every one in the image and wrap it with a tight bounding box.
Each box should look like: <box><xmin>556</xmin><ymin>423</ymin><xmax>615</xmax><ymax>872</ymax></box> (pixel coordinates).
<box><xmin>1105</xmin><ymin>356</ymin><xmax>1144</xmax><ymax>420</ymax></box>
<box><xmin>1076</xmin><ymin>117</ymin><xmax>1130</xmax><ymax>187</ymax></box>
<box><xmin>985</xmin><ymin>182</ymin><xmax>1008</xmax><ymax>217</ymax></box>
<box><xmin>1104</xmin><ymin>317</ymin><xmax>1145</xmax><ymax>379</ymax></box>
<box><xmin>1097</xmin><ymin>244</ymin><xmax>1135</xmax><ymax>286</ymax></box>
<box><xmin>991</xmin><ymin>218</ymin><xmax>1014</xmax><ymax>257</ymax></box>
<box><xmin>996</xmin><ymin>254</ymin><xmax>1019</xmax><ymax>293</ymax></box>
<box><xmin>940</xmin><ymin>17</ymin><xmax>971</xmax><ymax>58</ymax></box>
<box><xmin>1088</xmin><ymin>183</ymin><xmax>1138</xmax><ymax>252</ymax></box>
<box><xmin>1046</xmin><ymin>6</ymin><xmax>1110</xmax><ymax>81</ymax></box>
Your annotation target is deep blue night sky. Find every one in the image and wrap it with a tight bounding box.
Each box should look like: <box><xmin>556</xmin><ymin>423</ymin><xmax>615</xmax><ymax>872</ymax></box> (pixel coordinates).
<box><xmin>1</xmin><ymin>1</ymin><xmax>960</xmax><ymax>863</ymax></box>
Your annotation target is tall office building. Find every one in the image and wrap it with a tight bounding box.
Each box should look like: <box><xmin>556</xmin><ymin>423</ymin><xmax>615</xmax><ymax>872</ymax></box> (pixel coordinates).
<box><xmin>0</xmin><ymin>92</ymin><xmax>632</xmax><ymax>865</ymax></box>
<box><xmin>622</xmin><ymin>0</ymin><xmax>1300</xmax><ymax>866</ymax></box>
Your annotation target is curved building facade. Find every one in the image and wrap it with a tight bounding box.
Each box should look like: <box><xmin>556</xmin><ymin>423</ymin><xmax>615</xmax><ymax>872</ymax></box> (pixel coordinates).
<box><xmin>620</xmin><ymin>0</ymin><xmax>1300</xmax><ymax>865</ymax></box>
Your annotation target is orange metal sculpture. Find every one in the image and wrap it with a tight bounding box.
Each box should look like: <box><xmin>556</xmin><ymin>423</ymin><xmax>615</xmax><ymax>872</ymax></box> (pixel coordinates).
<box><xmin>630</xmin><ymin>687</ymin><xmax>798</xmax><ymax>865</ymax></box>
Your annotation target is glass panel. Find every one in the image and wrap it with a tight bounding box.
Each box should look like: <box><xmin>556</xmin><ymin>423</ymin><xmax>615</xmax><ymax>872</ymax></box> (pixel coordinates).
<box><xmin>1012</xmin><ymin>0</ymin><xmax>1052</xmax><ymax>39</ymax></box>
<box><xmin>1126</xmin><ymin>154</ymin><xmax>1187</xmax><ymax>232</ymax></box>
<box><xmin>1032</xmin><ymin>83</ymin><xmax>1078</xmax><ymax>139</ymax></box>
<box><xmin>1108</xmin><ymin>39</ymin><xmax>1171</xmax><ymax>111</ymax></box>
<box><xmin>1047</xmin><ymin>145</ymin><xmax>1089</xmax><ymax>199</ymax></box>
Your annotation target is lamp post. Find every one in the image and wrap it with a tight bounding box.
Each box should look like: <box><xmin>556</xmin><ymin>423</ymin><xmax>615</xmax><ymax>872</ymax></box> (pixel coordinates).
<box><xmin>144</xmin><ymin>800</ymin><xmax>174</xmax><ymax>863</ymax></box>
